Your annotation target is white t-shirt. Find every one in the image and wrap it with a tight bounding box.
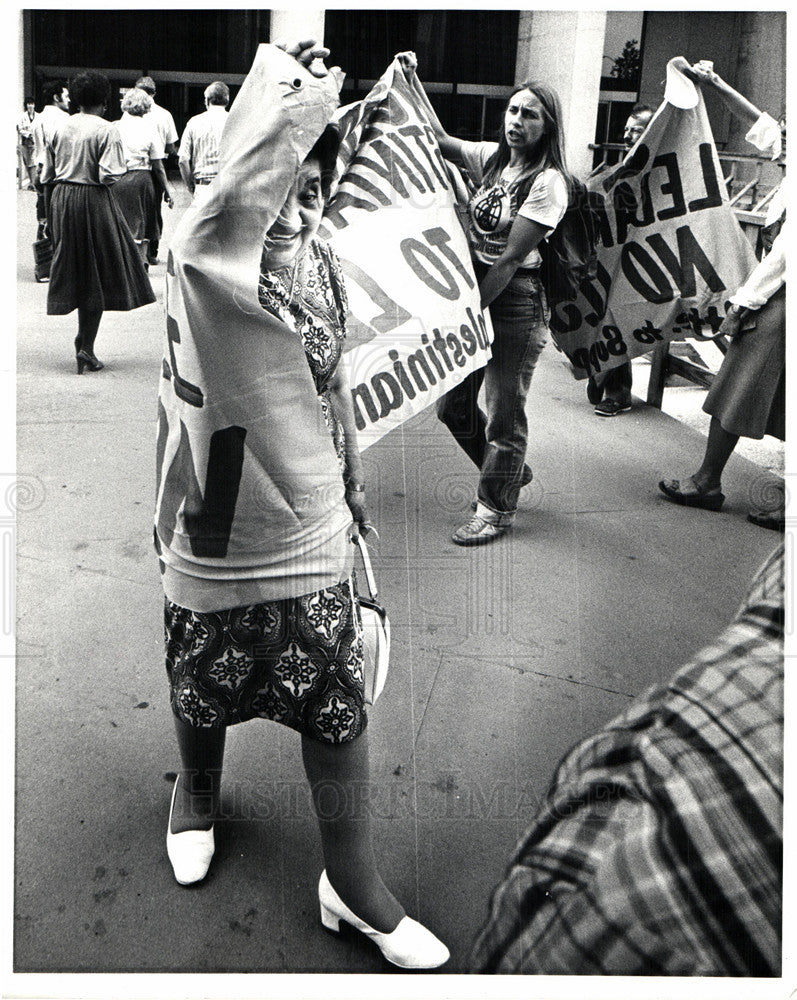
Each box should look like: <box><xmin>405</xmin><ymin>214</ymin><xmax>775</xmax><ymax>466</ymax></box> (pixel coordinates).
<box><xmin>117</xmin><ymin>113</ymin><xmax>165</xmax><ymax>170</ymax></box>
<box><xmin>149</xmin><ymin>100</ymin><xmax>178</xmax><ymax>148</ymax></box>
<box><xmin>459</xmin><ymin>140</ymin><xmax>568</xmax><ymax>268</ymax></box>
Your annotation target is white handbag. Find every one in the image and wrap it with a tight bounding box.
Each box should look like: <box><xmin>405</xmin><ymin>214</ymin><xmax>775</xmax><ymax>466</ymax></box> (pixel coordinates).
<box><xmin>352</xmin><ymin>534</ymin><xmax>390</xmax><ymax>705</ymax></box>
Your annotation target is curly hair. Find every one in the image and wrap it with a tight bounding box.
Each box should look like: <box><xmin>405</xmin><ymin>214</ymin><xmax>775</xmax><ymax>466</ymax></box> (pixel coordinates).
<box><xmin>40</xmin><ymin>79</ymin><xmax>67</xmax><ymax>107</ymax></box>
<box><xmin>69</xmin><ymin>71</ymin><xmax>110</xmax><ymax>110</ymax></box>
<box><xmin>122</xmin><ymin>87</ymin><xmax>152</xmax><ymax>117</ymax></box>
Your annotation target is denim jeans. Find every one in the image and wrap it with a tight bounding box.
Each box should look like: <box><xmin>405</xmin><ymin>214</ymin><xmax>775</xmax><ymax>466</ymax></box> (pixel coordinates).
<box><xmin>437</xmin><ymin>268</ymin><xmax>548</xmax><ymax>515</ymax></box>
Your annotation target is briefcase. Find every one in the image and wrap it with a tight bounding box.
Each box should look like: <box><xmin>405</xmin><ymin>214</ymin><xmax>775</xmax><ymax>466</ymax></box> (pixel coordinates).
<box><xmin>33</xmin><ymin>235</ymin><xmax>52</xmax><ymax>283</ymax></box>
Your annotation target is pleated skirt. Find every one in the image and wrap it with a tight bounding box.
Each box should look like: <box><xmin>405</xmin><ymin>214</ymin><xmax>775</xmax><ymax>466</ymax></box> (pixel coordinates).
<box><xmin>46</xmin><ymin>181</ymin><xmax>155</xmax><ymax>315</ymax></box>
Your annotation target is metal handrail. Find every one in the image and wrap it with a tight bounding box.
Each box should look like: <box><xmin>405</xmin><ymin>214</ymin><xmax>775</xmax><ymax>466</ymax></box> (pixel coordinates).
<box><xmin>588</xmin><ymin>142</ymin><xmax>784</xmax><ymax>222</ymax></box>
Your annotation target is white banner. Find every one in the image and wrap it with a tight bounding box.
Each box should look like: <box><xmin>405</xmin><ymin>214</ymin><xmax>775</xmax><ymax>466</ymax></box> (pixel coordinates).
<box><xmin>549</xmin><ymin>73</ymin><xmax>757</xmax><ymax>379</ymax></box>
<box><xmin>322</xmin><ymin>59</ymin><xmax>493</xmax><ymax>449</ymax></box>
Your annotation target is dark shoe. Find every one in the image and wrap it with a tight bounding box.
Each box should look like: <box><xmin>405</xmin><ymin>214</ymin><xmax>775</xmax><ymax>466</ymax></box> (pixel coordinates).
<box><xmin>594</xmin><ymin>398</ymin><xmax>632</xmax><ymax>417</ymax></box>
<box><xmin>747</xmin><ymin>509</ymin><xmax>785</xmax><ymax>531</ymax></box>
<box><xmin>586</xmin><ymin>376</ymin><xmax>604</xmax><ymax>405</ymax></box>
<box><xmin>76</xmin><ymin>350</ymin><xmax>104</xmax><ymax>374</ymax></box>
<box><xmin>147</xmin><ymin>256</ymin><xmax>160</xmax><ymax>266</ymax></box>
<box><xmin>658</xmin><ymin>477</ymin><xmax>724</xmax><ymax>511</ymax></box>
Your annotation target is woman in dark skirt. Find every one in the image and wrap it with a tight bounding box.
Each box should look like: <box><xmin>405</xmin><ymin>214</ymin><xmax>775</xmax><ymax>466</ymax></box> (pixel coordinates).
<box><xmin>659</xmin><ymin>226</ymin><xmax>785</xmax><ymax>527</ymax></box>
<box><xmin>113</xmin><ymin>87</ymin><xmax>174</xmax><ymax>267</ymax></box>
<box><xmin>41</xmin><ymin>71</ymin><xmax>155</xmax><ymax>374</ymax></box>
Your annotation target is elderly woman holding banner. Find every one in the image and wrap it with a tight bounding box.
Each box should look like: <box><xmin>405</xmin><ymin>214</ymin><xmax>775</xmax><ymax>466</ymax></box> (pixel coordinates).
<box><xmin>154</xmin><ymin>39</ymin><xmax>448</xmax><ymax>970</ymax></box>
<box><xmin>397</xmin><ymin>51</ymin><xmax>573</xmax><ymax>545</ymax></box>
<box><xmin>659</xmin><ymin>62</ymin><xmax>785</xmax><ymax>529</ymax></box>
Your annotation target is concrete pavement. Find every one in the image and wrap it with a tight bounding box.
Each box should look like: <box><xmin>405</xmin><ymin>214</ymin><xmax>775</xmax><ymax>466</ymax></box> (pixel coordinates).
<box><xmin>13</xmin><ymin>183</ymin><xmax>782</xmax><ymax>980</ymax></box>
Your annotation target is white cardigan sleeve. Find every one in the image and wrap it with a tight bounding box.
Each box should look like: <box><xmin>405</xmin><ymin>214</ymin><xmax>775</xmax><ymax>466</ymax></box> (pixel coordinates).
<box><xmin>729</xmin><ymin>225</ymin><xmax>785</xmax><ymax>310</ymax></box>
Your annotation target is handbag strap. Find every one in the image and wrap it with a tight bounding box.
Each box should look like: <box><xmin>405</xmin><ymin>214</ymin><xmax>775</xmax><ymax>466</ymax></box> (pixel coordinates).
<box><xmin>354</xmin><ymin>534</ymin><xmax>379</xmax><ymax>601</ymax></box>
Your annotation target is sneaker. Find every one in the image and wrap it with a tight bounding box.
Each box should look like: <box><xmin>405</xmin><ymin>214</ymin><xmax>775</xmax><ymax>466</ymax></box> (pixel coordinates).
<box><xmin>452</xmin><ymin>515</ymin><xmax>510</xmax><ymax>546</ymax></box>
<box><xmin>594</xmin><ymin>398</ymin><xmax>632</xmax><ymax>417</ymax></box>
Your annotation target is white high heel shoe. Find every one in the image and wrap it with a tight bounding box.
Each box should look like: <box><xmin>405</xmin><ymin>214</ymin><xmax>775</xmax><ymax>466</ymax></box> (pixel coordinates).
<box><xmin>318</xmin><ymin>870</ymin><xmax>450</xmax><ymax>969</ymax></box>
<box><xmin>166</xmin><ymin>775</ymin><xmax>215</xmax><ymax>886</ymax></box>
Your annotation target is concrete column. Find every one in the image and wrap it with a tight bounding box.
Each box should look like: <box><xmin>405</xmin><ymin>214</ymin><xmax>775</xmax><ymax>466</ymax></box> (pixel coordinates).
<box><xmin>269</xmin><ymin>10</ymin><xmax>325</xmax><ymax>46</ymax></box>
<box><xmin>733</xmin><ymin>12</ymin><xmax>786</xmax><ymax>134</ymax></box>
<box><xmin>516</xmin><ymin>11</ymin><xmax>607</xmax><ymax>179</ymax></box>
<box><xmin>18</xmin><ymin>10</ymin><xmax>27</xmax><ymax>109</ymax></box>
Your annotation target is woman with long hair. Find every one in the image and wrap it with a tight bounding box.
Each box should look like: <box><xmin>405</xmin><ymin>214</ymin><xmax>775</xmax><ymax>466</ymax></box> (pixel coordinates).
<box><xmin>398</xmin><ymin>52</ymin><xmax>573</xmax><ymax>545</ymax></box>
<box><xmin>113</xmin><ymin>87</ymin><xmax>174</xmax><ymax>268</ymax></box>
<box><xmin>41</xmin><ymin>70</ymin><xmax>154</xmax><ymax>373</ymax></box>
<box><xmin>156</xmin><ymin>40</ymin><xmax>449</xmax><ymax>970</ymax></box>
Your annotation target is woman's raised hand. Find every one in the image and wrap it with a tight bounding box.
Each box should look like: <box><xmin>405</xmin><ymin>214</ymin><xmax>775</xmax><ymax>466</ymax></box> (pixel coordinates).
<box><xmin>395</xmin><ymin>51</ymin><xmax>418</xmax><ymax>79</ymax></box>
<box><xmin>274</xmin><ymin>38</ymin><xmax>333</xmax><ymax>78</ymax></box>
<box><xmin>685</xmin><ymin>60</ymin><xmax>719</xmax><ymax>87</ymax></box>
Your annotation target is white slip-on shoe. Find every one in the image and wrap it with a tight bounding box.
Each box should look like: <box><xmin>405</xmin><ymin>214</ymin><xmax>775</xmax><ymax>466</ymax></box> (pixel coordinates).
<box><xmin>318</xmin><ymin>870</ymin><xmax>450</xmax><ymax>969</ymax></box>
<box><xmin>166</xmin><ymin>775</ymin><xmax>215</xmax><ymax>886</ymax></box>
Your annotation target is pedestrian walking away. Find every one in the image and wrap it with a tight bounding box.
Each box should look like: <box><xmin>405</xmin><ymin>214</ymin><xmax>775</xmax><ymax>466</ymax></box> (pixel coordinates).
<box><xmin>134</xmin><ymin>75</ymin><xmax>178</xmax><ymax>264</ymax></box>
<box><xmin>178</xmin><ymin>81</ymin><xmax>229</xmax><ymax>206</ymax></box>
<box><xmin>31</xmin><ymin>79</ymin><xmax>69</xmax><ymax>280</ymax></box>
<box><xmin>155</xmin><ymin>39</ymin><xmax>449</xmax><ymax>971</ymax></box>
<box><xmin>113</xmin><ymin>87</ymin><xmax>174</xmax><ymax>268</ymax></box>
<box><xmin>397</xmin><ymin>50</ymin><xmax>571</xmax><ymax>546</ymax></box>
<box><xmin>41</xmin><ymin>70</ymin><xmax>155</xmax><ymax>374</ymax></box>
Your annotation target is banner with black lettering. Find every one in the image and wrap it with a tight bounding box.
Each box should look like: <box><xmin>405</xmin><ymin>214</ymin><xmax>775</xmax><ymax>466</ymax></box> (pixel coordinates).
<box><xmin>322</xmin><ymin>59</ymin><xmax>493</xmax><ymax>449</ymax></box>
<box><xmin>155</xmin><ymin>45</ymin><xmax>354</xmax><ymax>610</ymax></box>
<box><xmin>549</xmin><ymin>68</ymin><xmax>757</xmax><ymax>380</ymax></box>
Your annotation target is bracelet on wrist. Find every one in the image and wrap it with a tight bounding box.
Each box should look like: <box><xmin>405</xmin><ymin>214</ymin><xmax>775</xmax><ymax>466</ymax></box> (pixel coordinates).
<box><xmin>346</xmin><ymin>482</ymin><xmax>366</xmax><ymax>493</ymax></box>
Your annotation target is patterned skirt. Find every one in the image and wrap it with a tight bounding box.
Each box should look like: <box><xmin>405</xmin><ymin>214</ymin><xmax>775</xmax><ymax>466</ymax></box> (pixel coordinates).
<box><xmin>164</xmin><ymin>578</ymin><xmax>367</xmax><ymax>744</ymax></box>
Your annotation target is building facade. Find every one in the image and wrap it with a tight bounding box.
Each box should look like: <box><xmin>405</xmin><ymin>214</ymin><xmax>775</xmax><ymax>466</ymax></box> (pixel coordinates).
<box><xmin>19</xmin><ymin>9</ymin><xmax>785</xmax><ymax>182</ymax></box>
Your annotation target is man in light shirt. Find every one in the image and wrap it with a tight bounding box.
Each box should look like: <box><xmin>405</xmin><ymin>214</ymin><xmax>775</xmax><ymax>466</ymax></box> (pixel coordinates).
<box><xmin>135</xmin><ymin>76</ymin><xmax>178</xmax><ymax>264</ymax></box>
<box><xmin>179</xmin><ymin>81</ymin><xmax>230</xmax><ymax>206</ymax></box>
<box><xmin>33</xmin><ymin>80</ymin><xmax>69</xmax><ymax>239</ymax></box>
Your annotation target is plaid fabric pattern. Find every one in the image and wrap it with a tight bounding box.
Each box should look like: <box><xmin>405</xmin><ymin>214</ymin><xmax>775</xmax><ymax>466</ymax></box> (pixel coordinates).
<box><xmin>471</xmin><ymin>545</ymin><xmax>783</xmax><ymax>976</ymax></box>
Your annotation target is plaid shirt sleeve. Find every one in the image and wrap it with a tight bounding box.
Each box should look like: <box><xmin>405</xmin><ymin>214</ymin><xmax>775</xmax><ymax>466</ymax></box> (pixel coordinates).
<box><xmin>471</xmin><ymin>545</ymin><xmax>783</xmax><ymax>976</ymax></box>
